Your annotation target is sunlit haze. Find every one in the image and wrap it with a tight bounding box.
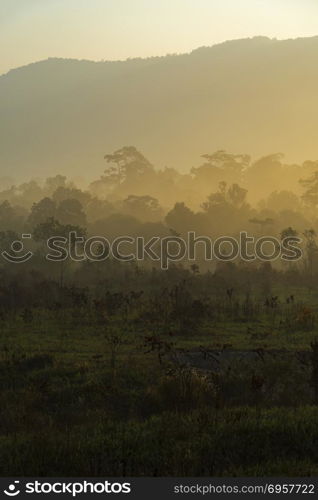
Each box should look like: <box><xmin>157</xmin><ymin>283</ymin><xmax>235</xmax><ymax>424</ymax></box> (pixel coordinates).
<box><xmin>1</xmin><ymin>0</ymin><xmax>318</xmax><ymax>75</ymax></box>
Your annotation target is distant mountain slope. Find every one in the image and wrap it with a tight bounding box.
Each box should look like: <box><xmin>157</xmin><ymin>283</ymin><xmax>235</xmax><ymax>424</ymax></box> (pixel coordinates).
<box><xmin>1</xmin><ymin>36</ymin><xmax>318</xmax><ymax>182</ymax></box>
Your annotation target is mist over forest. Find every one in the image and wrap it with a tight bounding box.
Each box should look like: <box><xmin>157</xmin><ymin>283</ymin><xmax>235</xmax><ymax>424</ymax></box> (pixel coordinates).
<box><xmin>2</xmin><ymin>145</ymin><xmax>318</xmax><ymax>244</ymax></box>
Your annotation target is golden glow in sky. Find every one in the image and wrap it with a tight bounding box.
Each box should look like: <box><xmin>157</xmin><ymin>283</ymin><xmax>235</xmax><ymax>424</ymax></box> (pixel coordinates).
<box><xmin>1</xmin><ymin>0</ymin><xmax>318</xmax><ymax>75</ymax></box>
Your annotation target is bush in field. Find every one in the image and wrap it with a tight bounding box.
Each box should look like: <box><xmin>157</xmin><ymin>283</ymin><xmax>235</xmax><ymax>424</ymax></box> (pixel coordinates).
<box><xmin>148</xmin><ymin>366</ymin><xmax>217</xmax><ymax>413</ymax></box>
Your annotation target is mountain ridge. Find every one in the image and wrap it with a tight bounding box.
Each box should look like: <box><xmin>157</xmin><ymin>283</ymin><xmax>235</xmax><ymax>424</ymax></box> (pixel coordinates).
<box><xmin>1</xmin><ymin>36</ymin><xmax>278</xmax><ymax>77</ymax></box>
<box><xmin>1</xmin><ymin>35</ymin><xmax>318</xmax><ymax>182</ymax></box>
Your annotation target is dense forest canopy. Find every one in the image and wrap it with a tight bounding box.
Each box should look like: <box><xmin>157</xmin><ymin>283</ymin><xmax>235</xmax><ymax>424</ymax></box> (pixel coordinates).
<box><xmin>1</xmin><ymin>145</ymin><xmax>318</xmax><ymax>277</ymax></box>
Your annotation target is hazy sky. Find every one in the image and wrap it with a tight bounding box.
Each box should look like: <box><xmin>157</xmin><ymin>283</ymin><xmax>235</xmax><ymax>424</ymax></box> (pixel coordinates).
<box><xmin>1</xmin><ymin>0</ymin><xmax>318</xmax><ymax>75</ymax></box>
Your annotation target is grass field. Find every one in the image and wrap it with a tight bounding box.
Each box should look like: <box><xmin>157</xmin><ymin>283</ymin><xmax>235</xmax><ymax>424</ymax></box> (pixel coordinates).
<box><xmin>1</xmin><ymin>284</ymin><xmax>318</xmax><ymax>476</ymax></box>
